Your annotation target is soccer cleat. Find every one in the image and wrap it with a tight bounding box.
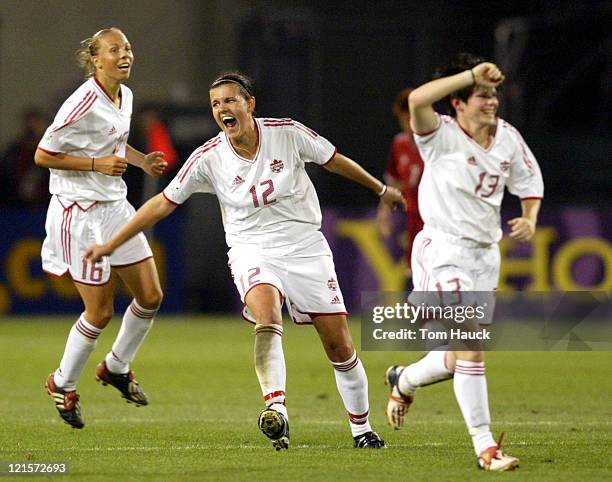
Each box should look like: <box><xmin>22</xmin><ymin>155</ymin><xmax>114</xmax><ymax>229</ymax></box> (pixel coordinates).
<box><xmin>384</xmin><ymin>365</ymin><xmax>414</xmax><ymax>429</ymax></box>
<box><xmin>45</xmin><ymin>372</ymin><xmax>84</xmax><ymax>429</ymax></box>
<box><xmin>258</xmin><ymin>408</ymin><xmax>290</xmax><ymax>450</ymax></box>
<box><xmin>477</xmin><ymin>432</ymin><xmax>519</xmax><ymax>471</ymax></box>
<box><xmin>353</xmin><ymin>431</ymin><xmax>386</xmax><ymax>448</ymax></box>
<box><xmin>95</xmin><ymin>361</ymin><xmax>149</xmax><ymax>406</ymax></box>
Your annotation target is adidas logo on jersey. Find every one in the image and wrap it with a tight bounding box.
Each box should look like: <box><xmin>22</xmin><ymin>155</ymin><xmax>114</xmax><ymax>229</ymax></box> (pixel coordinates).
<box><xmin>232</xmin><ymin>175</ymin><xmax>245</xmax><ymax>185</ymax></box>
<box><xmin>330</xmin><ymin>295</ymin><xmax>342</xmax><ymax>305</ymax></box>
<box><xmin>108</xmin><ymin>126</ymin><xmax>117</xmax><ymax>136</ymax></box>
<box><xmin>467</xmin><ymin>156</ymin><xmax>477</xmax><ymax>165</ymax></box>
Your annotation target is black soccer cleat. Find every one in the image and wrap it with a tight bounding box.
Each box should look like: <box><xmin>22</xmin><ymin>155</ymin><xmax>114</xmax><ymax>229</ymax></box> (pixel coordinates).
<box><xmin>353</xmin><ymin>431</ymin><xmax>386</xmax><ymax>448</ymax></box>
<box><xmin>95</xmin><ymin>361</ymin><xmax>149</xmax><ymax>406</ymax></box>
<box><xmin>258</xmin><ymin>408</ymin><xmax>290</xmax><ymax>450</ymax></box>
<box><xmin>45</xmin><ymin>372</ymin><xmax>85</xmax><ymax>429</ymax></box>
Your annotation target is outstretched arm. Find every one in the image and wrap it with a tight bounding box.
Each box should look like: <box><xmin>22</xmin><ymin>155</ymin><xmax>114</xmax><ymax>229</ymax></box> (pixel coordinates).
<box><xmin>409</xmin><ymin>62</ymin><xmax>505</xmax><ymax>134</ymax></box>
<box><xmin>84</xmin><ymin>193</ymin><xmax>177</xmax><ymax>262</ymax></box>
<box><xmin>508</xmin><ymin>198</ymin><xmax>541</xmax><ymax>242</ymax></box>
<box><xmin>323</xmin><ymin>152</ymin><xmax>406</xmax><ymax>210</ymax></box>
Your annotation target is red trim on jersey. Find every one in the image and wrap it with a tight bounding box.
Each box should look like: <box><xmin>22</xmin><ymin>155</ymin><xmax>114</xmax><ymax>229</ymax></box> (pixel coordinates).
<box><xmin>93</xmin><ymin>77</ymin><xmax>119</xmax><ymax>105</ymax></box>
<box><xmin>53</xmin><ymin>91</ymin><xmax>96</xmax><ymax>132</ymax></box>
<box><xmin>263</xmin><ymin>118</ymin><xmax>319</xmax><ymax>139</ymax></box>
<box><xmin>177</xmin><ymin>137</ymin><xmax>221</xmax><ymax>182</ymax></box>
<box><xmin>112</xmin><ymin>255</ymin><xmax>154</xmax><ymax>269</ymax></box>
<box><xmin>321</xmin><ymin>147</ymin><xmax>338</xmax><ymax>166</ymax></box>
<box><xmin>162</xmin><ymin>191</ymin><xmax>181</xmax><ymax>206</ymax></box>
<box><xmin>38</xmin><ymin>147</ymin><xmax>60</xmax><ymax>156</ymax></box>
<box><xmin>67</xmin><ymin>91</ymin><xmax>96</xmax><ymax>124</ymax></box>
<box><xmin>520</xmin><ymin>196</ymin><xmax>543</xmax><ymax>201</ymax></box>
<box><xmin>62</xmin><ymin>90</ymin><xmax>94</xmax><ymax>123</ymax></box>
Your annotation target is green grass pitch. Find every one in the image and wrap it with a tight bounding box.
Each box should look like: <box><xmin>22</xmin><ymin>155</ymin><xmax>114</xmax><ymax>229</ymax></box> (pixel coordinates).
<box><xmin>1</xmin><ymin>316</ymin><xmax>610</xmax><ymax>481</ymax></box>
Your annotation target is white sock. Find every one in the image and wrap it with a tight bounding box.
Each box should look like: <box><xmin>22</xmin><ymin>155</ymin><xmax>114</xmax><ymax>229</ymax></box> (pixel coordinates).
<box><xmin>106</xmin><ymin>300</ymin><xmax>157</xmax><ymax>374</ymax></box>
<box><xmin>54</xmin><ymin>314</ymin><xmax>101</xmax><ymax>391</ymax></box>
<box><xmin>254</xmin><ymin>324</ymin><xmax>287</xmax><ymax>419</ymax></box>
<box><xmin>332</xmin><ymin>352</ymin><xmax>372</xmax><ymax>437</ymax></box>
<box><xmin>453</xmin><ymin>360</ymin><xmax>496</xmax><ymax>455</ymax></box>
<box><xmin>399</xmin><ymin>348</ymin><xmax>453</xmax><ymax>396</ymax></box>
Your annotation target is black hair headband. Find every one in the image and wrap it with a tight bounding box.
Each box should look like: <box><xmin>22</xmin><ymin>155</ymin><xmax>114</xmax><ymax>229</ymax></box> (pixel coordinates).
<box><xmin>210</xmin><ymin>76</ymin><xmax>252</xmax><ymax>96</ymax></box>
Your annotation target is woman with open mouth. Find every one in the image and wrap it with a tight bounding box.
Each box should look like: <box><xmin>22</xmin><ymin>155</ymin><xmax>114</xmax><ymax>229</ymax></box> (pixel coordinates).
<box><xmin>85</xmin><ymin>70</ymin><xmax>405</xmax><ymax>450</ymax></box>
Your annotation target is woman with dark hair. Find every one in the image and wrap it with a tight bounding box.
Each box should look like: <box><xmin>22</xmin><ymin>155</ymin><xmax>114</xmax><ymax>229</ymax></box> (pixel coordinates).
<box><xmin>384</xmin><ymin>53</ymin><xmax>543</xmax><ymax>471</ymax></box>
<box><xmin>85</xmin><ymin>71</ymin><xmax>405</xmax><ymax>449</ymax></box>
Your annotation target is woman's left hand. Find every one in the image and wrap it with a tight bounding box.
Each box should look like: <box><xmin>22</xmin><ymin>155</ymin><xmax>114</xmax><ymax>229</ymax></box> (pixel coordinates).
<box><xmin>142</xmin><ymin>151</ymin><xmax>168</xmax><ymax>177</ymax></box>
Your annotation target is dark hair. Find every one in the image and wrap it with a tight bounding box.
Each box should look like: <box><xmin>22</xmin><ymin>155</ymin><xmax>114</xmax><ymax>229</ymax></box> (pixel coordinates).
<box><xmin>433</xmin><ymin>52</ymin><xmax>487</xmax><ymax>117</ymax></box>
<box><xmin>209</xmin><ymin>71</ymin><xmax>254</xmax><ymax>99</ymax></box>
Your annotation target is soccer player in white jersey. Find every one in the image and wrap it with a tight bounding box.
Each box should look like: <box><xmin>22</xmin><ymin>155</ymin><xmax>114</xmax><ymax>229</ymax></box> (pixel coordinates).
<box><xmin>85</xmin><ymin>71</ymin><xmax>405</xmax><ymax>449</ymax></box>
<box><xmin>384</xmin><ymin>53</ymin><xmax>543</xmax><ymax>471</ymax></box>
<box><xmin>34</xmin><ymin>28</ymin><xmax>168</xmax><ymax>429</ymax></box>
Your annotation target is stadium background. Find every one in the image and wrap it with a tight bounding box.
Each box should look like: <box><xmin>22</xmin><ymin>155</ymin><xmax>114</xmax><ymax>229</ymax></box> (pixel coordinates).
<box><xmin>0</xmin><ymin>0</ymin><xmax>609</xmax><ymax>315</ymax></box>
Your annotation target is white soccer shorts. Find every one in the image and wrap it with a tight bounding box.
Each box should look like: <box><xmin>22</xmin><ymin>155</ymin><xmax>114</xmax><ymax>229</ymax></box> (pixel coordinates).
<box><xmin>228</xmin><ymin>239</ymin><xmax>348</xmax><ymax>324</ymax></box>
<box><xmin>41</xmin><ymin>195</ymin><xmax>153</xmax><ymax>285</ymax></box>
<box><xmin>410</xmin><ymin>227</ymin><xmax>499</xmax><ymax>324</ymax></box>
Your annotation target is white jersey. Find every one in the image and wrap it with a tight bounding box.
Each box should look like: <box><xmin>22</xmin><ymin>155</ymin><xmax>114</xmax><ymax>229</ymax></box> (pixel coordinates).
<box><xmin>38</xmin><ymin>77</ymin><xmax>133</xmax><ymax>202</ymax></box>
<box><xmin>414</xmin><ymin>114</ymin><xmax>544</xmax><ymax>244</ymax></box>
<box><xmin>163</xmin><ymin>118</ymin><xmax>336</xmax><ymax>253</ymax></box>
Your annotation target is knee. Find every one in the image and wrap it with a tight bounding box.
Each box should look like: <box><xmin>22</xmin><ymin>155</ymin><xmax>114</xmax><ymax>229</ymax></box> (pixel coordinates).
<box><xmin>137</xmin><ymin>288</ymin><xmax>163</xmax><ymax>310</ymax></box>
<box><xmin>325</xmin><ymin>340</ymin><xmax>355</xmax><ymax>363</ymax></box>
<box><xmin>87</xmin><ymin>306</ymin><xmax>114</xmax><ymax>327</ymax></box>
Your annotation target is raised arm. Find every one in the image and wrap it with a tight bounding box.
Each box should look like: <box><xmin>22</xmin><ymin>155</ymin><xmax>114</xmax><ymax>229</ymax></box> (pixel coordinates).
<box><xmin>323</xmin><ymin>152</ymin><xmax>406</xmax><ymax>210</ymax></box>
<box><xmin>84</xmin><ymin>193</ymin><xmax>177</xmax><ymax>262</ymax></box>
<box><xmin>409</xmin><ymin>62</ymin><xmax>505</xmax><ymax>134</ymax></box>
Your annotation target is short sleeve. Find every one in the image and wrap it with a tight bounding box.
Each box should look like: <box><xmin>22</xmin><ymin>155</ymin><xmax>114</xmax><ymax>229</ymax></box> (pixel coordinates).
<box><xmin>412</xmin><ymin>114</ymin><xmax>452</xmax><ymax>163</ymax></box>
<box><xmin>506</xmin><ymin>129</ymin><xmax>544</xmax><ymax>199</ymax></box>
<box><xmin>163</xmin><ymin>146</ymin><xmax>215</xmax><ymax>205</ymax></box>
<box><xmin>38</xmin><ymin>90</ymin><xmax>98</xmax><ymax>154</ymax></box>
<box><xmin>292</xmin><ymin>120</ymin><xmax>336</xmax><ymax>165</ymax></box>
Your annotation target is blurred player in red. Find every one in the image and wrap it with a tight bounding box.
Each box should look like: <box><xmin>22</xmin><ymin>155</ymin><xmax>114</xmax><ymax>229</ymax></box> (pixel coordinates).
<box><xmin>377</xmin><ymin>88</ymin><xmax>424</xmax><ymax>278</ymax></box>
<box><xmin>384</xmin><ymin>53</ymin><xmax>543</xmax><ymax>471</ymax></box>
<box><xmin>85</xmin><ymin>71</ymin><xmax>405</xmax><ymax>450</ymax></box>
<box><xmin>35</xmin><ymin>28</ymin><xmax>168</xmax><ymax>429</ymax></box>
